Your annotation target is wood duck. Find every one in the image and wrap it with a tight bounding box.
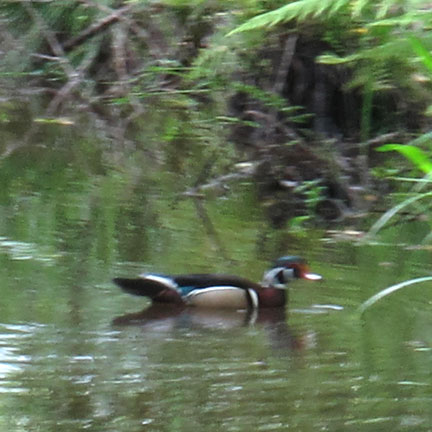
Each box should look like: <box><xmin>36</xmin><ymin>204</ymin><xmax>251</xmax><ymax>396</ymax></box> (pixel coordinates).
<box><xmin>114</xmin><ymin>256</ymin><xmax>321</xmax><ymax>309</ymax></box>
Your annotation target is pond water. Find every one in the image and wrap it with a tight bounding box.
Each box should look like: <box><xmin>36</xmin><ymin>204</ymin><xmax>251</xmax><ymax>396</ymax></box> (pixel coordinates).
<box><xmin>1</xmin><ymin>101</ymin><xmax>432</xmax><ymax>431</ymax></box>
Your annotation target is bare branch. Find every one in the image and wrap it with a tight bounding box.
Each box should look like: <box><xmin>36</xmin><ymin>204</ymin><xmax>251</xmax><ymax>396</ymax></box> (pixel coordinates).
<box><xmin>63</xmin><ymin>4</ymin><xmax>132</xmax><ymax>52</ymax></box>
<box><xmin>273</xmin><ymin>34</ymin><xmax>297</xmax><ymax>96</ymax></box>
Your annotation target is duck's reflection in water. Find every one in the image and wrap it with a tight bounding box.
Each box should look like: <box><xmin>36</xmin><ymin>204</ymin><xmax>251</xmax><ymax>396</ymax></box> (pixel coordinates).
<box><xmin>113</xmin><ymin>305</ymin><xmax>307</xmax><ymax>354</ymax></box>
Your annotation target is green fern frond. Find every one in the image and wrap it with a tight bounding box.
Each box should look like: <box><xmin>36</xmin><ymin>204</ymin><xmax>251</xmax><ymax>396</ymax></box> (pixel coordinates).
<box><xmin>227</xmin><ymin>0</ymin><xmax>351</xmax><ymax>35</ymax></box>
<box><xmin>409</xmin><ymin>36</ymin><xmax>432</xmax><ymax>75</ymax></box>
<box><xmin>378</xmin><ymin>144</ymin><xmax>432</xmax><ymax>174</ymax></box>
<box><xmin>329</xmin><ymin>0</ymin><xmax>351</xmax><ymax>15</ymax></box>
<box><xmin>376</xmin><ymin>0</ymin><xmax>396</xmax><ymax>19</ymax></box>
<box><xmin>318</xmin><ymin>53</ymin><xmax>361</xmax><ymax>64</ymax></box>
<box><xmin>369</xmin><ymin>10</ymin><xmax>432</xmax><ymax>28</ymax></box>
<box><xmin>323</xmin><ymin>31</ymin><xmax>432</xmax><ymax>67</ymax></box>
<box><xmin>351</xmin><ymin>0</ymin><xmax>370</xmax><ymax>17</ymax></box>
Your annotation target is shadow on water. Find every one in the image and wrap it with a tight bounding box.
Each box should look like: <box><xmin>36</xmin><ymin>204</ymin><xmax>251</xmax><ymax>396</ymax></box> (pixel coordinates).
<box><xmin>113</xmin><ymin>304</ymin><xmax>304</xmax><ymax>354</ymax></box>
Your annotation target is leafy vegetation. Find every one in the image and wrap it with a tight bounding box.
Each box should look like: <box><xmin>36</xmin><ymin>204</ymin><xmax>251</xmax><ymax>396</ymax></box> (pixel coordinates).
<box><xmin>2</xmin><ymin>0</ymin><xmax>432</xmax><ymax>237</ymax></box>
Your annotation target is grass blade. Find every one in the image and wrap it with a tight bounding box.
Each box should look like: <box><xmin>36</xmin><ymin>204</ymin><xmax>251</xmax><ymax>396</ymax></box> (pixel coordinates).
<box><xmin>409</xmin><ymin>36</ymin><xmax>432</xmax><ymax>76</ymax></box>
<box><xmin>365</xmin><ymin>191</ymin><xmax>432</xmax><ymax>239</ymax></box>
<box><xmin>358</xmin><ymin>276</ymin><xmax>432</xmax><ymax>315</ymax></box>
<box><xmin>378</xmin><ymin>144</ymin><xmax>432</xmax><ymax>174</ymax></box>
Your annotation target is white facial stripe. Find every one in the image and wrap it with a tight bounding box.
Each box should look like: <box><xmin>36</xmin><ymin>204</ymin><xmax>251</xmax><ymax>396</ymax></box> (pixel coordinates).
<box><xmin>283</xmin><ymin>268</ymin><xmax>295</xmax><ymax>280</ymax></box>
<box><xmin>262</xmin><ymin>267</ymin><xmax>287</xmax><ymax>288</ymax></box>
<box><xmin>139</xmin><ymin>274</ymin><xmax>178</xmax><ymax>290</ymax></box>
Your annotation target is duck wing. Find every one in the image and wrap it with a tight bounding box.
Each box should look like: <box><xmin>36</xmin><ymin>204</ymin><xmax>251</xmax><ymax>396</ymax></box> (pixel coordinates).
<box><xmin>114</xmin><ymin>273</ymin><xmax>260</xmax><ymax>305</ymax></box>
<box><xmin>173</xmin><ymin>274</ymin><xmax>259</xmax><ymax>290</ymax></box>
<box><xmin>113</xmin><ymin>274</ymin><xmax>180</xmax><ymax>300</ymax></box>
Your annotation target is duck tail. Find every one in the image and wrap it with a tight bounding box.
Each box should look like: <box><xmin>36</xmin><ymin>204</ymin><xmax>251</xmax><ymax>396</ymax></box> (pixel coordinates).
<box><xmin>113</xmin><ymin>278</ymin><xmax>166</xmax><ymax>298</ymax></box>
<box><xmin>113</xmin><ymin>277</ymin><xmax>184</xmax><ymax>304</ymax></box>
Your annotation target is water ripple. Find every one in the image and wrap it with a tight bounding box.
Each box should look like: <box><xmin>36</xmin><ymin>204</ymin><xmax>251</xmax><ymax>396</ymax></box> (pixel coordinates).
<box><xmin>0</xmin><ymin>236</ymin><xmax>62</xmax><ymax>264</ymax></box>
<box><xmin>0</xmin><ymin>322</ymin><xmax>42</xmax><ymax>391</ymax></box>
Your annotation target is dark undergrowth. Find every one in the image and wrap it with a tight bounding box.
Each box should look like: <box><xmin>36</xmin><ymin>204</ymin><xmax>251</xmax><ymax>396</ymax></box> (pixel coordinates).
<box><xmin>1</xmin><ymin>0</ymin><xmax>432</xmax><ymax>235</ymax></box>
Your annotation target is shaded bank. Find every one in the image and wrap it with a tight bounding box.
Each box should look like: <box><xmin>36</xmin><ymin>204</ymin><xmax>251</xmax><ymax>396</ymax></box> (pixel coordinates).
<box><xmin>1</xmin><ymin>1</ymin><xmax>431</xmax><ymax>232</ymax></box>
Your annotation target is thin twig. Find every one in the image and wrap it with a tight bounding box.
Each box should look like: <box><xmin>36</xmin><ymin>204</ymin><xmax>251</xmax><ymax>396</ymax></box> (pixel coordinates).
<box><xmin>366</xmin><ymin>132</ymin><xmax>401</xmax><ymax>146</ymax></box>
<box><xmin>77</xmin><ymin>0</ymin><xmax>149</xmax><ymax>44</ymax></box>
<box><xmin>23</xmin><ymin>2</ymin><xmax>75</xmax><ymax>79</ymax></box>
<box><xmin>182</xmin><ymin>165</ymin><xmax>256</xmax><ymax>197</ymax></box>
<box><xmin>47</xmin><ymin>31</ymin><xmax>100</xmax><ymax>114</ymax></box>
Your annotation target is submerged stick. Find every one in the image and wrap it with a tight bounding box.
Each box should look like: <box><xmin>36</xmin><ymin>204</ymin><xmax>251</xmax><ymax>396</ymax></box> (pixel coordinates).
<box><xmin>358</xmin><ymin>276</ymin><xmax>432</xmax><ymax>315</ymax></box>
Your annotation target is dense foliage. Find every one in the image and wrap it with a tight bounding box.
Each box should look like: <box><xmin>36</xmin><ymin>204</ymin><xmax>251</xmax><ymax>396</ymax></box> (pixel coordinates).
<box><xmin>1</xmin><ymin>0</ymin><xmax>432</xmax><ymax>236</ymax></box>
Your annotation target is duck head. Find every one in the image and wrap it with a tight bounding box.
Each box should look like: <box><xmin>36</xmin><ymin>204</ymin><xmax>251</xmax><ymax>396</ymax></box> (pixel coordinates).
<box><xmin>262</xmin><ymin>256</ymin><xmax>322</xmax><ymax>288</ymax></box>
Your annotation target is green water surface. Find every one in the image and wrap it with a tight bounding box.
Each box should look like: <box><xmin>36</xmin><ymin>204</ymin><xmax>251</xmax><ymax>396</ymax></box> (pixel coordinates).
<box><xmin>1</xmin><ymin>101</ymin><xmax>432</xmax><ymax>432</ymax></box>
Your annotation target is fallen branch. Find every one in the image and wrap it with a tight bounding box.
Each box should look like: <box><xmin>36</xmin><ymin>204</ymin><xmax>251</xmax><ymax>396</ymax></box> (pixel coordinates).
<box><xmin>63</xmin><ymin>5</ymin><xmax>131</xmax><ymax>52</ymax></box>
<box><xmin>182</xmin><ymin>164</ymin><xmax>256</xmax><ymax>197</ymax></box>
<box><xmin>23</xmin><ymin>2</ymin><xmax>75</xmax><ymax>78</ymax></box>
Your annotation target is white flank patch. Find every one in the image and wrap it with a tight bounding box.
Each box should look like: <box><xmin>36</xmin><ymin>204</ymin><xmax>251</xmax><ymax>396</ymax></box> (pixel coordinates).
<box><xmin>185</xmin><ymin>286</ymin><xmax>249</xmax><ymax>309</ymax></box>
<box><xmin>139</xmin><ymin>274</ymin><xmax>178</xmax><ymax>290</ymax></box>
